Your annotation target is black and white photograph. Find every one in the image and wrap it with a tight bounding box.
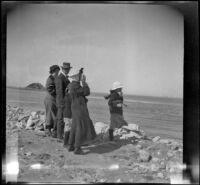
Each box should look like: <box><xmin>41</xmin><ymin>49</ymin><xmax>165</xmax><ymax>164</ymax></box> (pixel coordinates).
<box><xmin>2</xmin><ymin>1</ymin><xmax>199</xmax><ymax>184</ymax></box>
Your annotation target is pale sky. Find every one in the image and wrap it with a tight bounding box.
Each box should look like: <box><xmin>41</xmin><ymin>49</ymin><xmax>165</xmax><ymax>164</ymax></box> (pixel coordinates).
<box><xmin>7</xmin><ymin>4</ymin><xmax>183</xmax><ymax>98</ymax></box>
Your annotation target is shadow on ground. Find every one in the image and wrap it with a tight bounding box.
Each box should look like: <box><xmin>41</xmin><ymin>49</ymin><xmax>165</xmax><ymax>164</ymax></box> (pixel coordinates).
<box><xmin>83</xmin><ymin>139</ymin><xmax>138</xmax><ymax>154</ymax></box>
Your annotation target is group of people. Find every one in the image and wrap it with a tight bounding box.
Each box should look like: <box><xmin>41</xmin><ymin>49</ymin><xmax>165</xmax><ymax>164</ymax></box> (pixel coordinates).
<box><xmin>44</xmin><ymin>62</ymin><xmax>128</xmax><ymax>155</ymax></box>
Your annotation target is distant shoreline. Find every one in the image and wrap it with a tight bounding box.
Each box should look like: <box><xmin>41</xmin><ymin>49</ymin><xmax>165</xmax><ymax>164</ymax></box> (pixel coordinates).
<box><xmin>6</xmin><ymin>86</ymin><xmax>183</xmax><ymax>105</ymax></box>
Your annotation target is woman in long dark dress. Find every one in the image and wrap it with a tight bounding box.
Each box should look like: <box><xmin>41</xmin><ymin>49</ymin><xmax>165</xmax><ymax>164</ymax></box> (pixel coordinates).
<box><xmin>67</xmin><ymin>70</ymin><xmax>96</xmax><ymax>154</ymax></box>
<box><xmin>44</xmin><ymin>65</ymin><xmax>60</xmax><ymax>136</ymax></box>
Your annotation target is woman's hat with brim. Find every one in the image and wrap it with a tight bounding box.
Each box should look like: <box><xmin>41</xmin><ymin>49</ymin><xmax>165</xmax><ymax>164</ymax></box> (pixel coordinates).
<box><xmin>111</xmin><ymin>81</ymin><xmax>123</xmax><ymax>90</ymax></box>
<box><xmin>49</xmin><ymin>65</ymin><xmax>60</xmax><ymax>74</ymax></box>
<box><xmin>61</xmin><ymin>62</ymin><xmax>72</xmax><ymax>69</ymax></box>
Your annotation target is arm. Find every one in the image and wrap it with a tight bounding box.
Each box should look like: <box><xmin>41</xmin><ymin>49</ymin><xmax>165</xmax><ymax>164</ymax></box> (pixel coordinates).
<box><xmin>108</xmin><ymin>93</ymin><xmax>123</xmax><ymax>107</ymax></box>
<box><xmin>55</xmin><ymin>77</ymin><xmax>64</xmax><ymax>107</ymax></box>
<box><xmin>76</xmin><ymin>82</ymin><xmax>90</xmax><ymax>97</ymax></box>
<box><xmin>45</xmin><ymin>77</ymin><xmax>56</xmax><ymax>96</ymax></box>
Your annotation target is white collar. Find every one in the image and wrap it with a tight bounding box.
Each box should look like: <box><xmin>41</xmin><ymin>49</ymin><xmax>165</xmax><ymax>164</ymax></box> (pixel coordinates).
<box><xmin>60</xmin><ymin>71</ymin><xmax>67</xmax><ymax>77</ymax></box>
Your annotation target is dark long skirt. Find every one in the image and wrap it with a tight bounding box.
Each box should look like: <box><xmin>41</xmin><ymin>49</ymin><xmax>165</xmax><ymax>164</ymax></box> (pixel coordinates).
<box><xmin>44</xmin><ymin>96</ymin><xmax>57</xmax><ymax>128</ymax></box>
<box><xmin>110</xmin><ymin>113</ymin><xmax>128</xmax><ymax>130</ymax></box>
<box><xmin>68</xmin><ymin>106</ymin><xmax>96</xmax><ymax>148</ymax></box>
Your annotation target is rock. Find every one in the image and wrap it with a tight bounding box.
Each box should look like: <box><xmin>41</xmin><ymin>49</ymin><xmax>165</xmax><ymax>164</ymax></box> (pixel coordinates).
<box><xmin>26</xmin><ymin>117</ymin><xmax>35</xmax><ymax>129</ymax></box>
<box><xmin>152</xmin><ymin>136</ymin><xmax>160</xmax><ymax>142</ymax></box>
<box><xmin>167</xmin><ymin>151</ymin><xmax>174</xmax><ymax>158</ymax></box>
<box><xmin>157</xmin><ymin>172</ymin><xmax>164</xmax><ymax>178</ymax></box>
<box><xmin>159</xmin><ymin>139</ymin><xmax>172</xmax><ymax>144</ymax></box>
<box><xmin>160</xmin><ymin>160</ymin><xmax>166</xmax><ymax>169</ymax></box>
<box><xmin>35</xmin><ymin>130</ymin><xmax>46</xmax><ymax>136</ymax></box>
<box><xmin>152</xmin><ymin>157</ymin><xmax>160</xmax><ymax>163</ymax></box>
<box><xmin>94</xmin><ymin>122</ymin><xmax>109</xmax><ymax>135</ymax></box>
<box><xmin>138</xmin><ymin>150</ymin><xmax>152</xmax><ymax>162</ymax></box>
<box><xmin>151</xmin><ymin>163</ymin><xmax>160</xmax><ymax>172</ymax></box>
<box><xmin>25</xmin><ymin>152</ymin><xmax>32</xmax><ymax>156</ymax></box>
<box><xmin>122</xmin><ymin>123</ymin><xmax>140</xmax><ymax>132</ymax></box>
<box><xmin>120</xmin><ymin>131</ymin><xmax>142</xmax><ymax>140</ymax></box>
<box><xmin>136</xmin><ymin>145</ymin><xmax>143</xmax><ymax>149</ymax></box>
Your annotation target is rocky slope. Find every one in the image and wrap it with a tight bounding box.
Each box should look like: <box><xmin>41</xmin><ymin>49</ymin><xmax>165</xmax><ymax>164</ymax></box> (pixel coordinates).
<box><xmin>6</xmin><ymin>105</ymin><xmax>184</xmax><ymax>183</ymax></box>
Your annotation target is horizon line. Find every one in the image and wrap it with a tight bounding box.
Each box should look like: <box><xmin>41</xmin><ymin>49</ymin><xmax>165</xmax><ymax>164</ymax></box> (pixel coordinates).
<box><xmin>6</xmin><ymin>85</ymin><xmax>183</xmax><ymax>99</ymax></box>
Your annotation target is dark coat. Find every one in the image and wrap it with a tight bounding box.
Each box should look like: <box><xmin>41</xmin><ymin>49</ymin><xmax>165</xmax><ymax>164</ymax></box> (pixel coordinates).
<box><xmin>64</xmin><ymin>90</ymin><xmax>72</xmax><ymax>118</ymax></box>
<box><xmin>55</xmin><ymin>73</ymin><xmax>70</xmax><ymax>108</ymax></box>
<box><xmin>68</xmin><ymin>81</ymin><xmax>96</xmax><ymax>148</ymax></box>
<box><xmin>44</xmin><ymin>75</ymin><xmax>57</xmax><ymax>127</ymax></box>
<box><xmin>108</xmin><ymin>91</ymin><xmax>124</xmax><ymax>115</ymax></box>
<box><xmin>108</xmin><ymin>91</ymin><xmax>128</xmax><ymax>129</ymax></box>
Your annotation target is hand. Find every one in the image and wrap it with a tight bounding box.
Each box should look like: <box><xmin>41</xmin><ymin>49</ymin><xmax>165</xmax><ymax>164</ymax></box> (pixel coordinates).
<box><xmin>116</xmin><ymin>103</ymin><xmax>122</xmax><ymax>107</ymax></box>
<box><xmin>81</xmin><ymin>74</ymin><xmax>86</xmax><ymax>82</ymax></box>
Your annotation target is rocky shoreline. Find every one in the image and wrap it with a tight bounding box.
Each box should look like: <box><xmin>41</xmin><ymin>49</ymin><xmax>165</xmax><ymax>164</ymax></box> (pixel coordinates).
<box><xmin>6</xmin><ymin>105</ymin><xmax>184</xmax><ymax>183</ymax></box>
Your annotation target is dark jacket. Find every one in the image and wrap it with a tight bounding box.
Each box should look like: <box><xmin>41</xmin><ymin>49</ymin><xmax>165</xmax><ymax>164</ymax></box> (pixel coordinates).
<box><xmin>108</xmin><ymin>91</ymin><xmax>123</xmax><ymax>115</ymax></box>
<box><xmin>55</xmin><ymin>73</ymin><xmax>70</xmax><ymax>108</ymax></box>
<box><xmin>68</xmin><ymin>81</ymin><xmax>96</xmax><ymax>147</ymax></box>
<box><xmin>45</xmin><ymin>75</ymin><xmax>56</xmax><ymax>99</ymax></box>
<box><xmin>44</xmin><ymin>75</ymin><xmax>57</xmax><ymax>127</ymax></box>
<box><xmin>63</xmin><ymin>89</ymin><xmax>72</xmax><ymax>118</ymax></box>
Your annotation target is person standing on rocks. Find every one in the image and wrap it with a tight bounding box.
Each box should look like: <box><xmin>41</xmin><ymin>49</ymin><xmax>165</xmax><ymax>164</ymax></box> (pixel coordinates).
<box><xmin>107</xmin><ymin>81</ymin><xmax>128</xmax><ymax>141</ymax></box>
<box><xmin>67</xmin><ymin>69</ymin><xmax>96</xmax><ymax>154</ymax></box>
<box><xmin>44</xmin><ymin>65</ymin><xmax>60</xmax><ymax>136</ymax></box>
<box><xmin>54</xmin><ymin>62</ymin><xmax>72</xmax><ymax>140</ymax></box>
<box><xmin>63</xmin><ymin>84</ymin><xmax>72</xmax><ymax>148</ymax></box>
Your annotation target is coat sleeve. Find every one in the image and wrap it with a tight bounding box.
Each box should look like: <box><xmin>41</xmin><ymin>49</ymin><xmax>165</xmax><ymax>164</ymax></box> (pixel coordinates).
<box><xmin>45</xmin><ymin>77</ymin><xmax>56</xmax><ymax>96</ymax></box>
<box><xmin>55</xmin><ymin>77</ymin><xmax>64</xmax><ymax>107</ymax></box>
<box><xmin>108</xmin><ymin>93</ymin><xmax>122</xmax><ymax>107</ymax></box>
<box><xmin>76</xmin><ymin>82</ymin><xmax>90</xmax><ymax>97</ymax></box>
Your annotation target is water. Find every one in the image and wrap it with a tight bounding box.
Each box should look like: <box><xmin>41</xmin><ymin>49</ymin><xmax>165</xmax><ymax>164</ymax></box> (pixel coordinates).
<box><xmin>6</xmin><ymin>87</ymin><xmax>183</xmax><ymax>140</ymax></box>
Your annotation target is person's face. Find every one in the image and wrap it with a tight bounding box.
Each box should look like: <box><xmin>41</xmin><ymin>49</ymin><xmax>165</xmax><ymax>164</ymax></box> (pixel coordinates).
<box><xmin>54</xmin><ymin>69</ymin><xmax>60</xmax><ymax>77</ymax></box>
<box><xmin>63</xmin><ymin>68</ymin><xmax>70</xmax><ymax>75</ymax></box>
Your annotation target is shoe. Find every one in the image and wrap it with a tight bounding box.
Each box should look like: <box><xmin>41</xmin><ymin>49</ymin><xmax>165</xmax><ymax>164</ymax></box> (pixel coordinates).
<box><xmin>51</xmin><ymin>130</ymin><xmax>57</xmax><ymax>138</ymax></box>
<box><xmin>74</xmin><ymin>147</ymin><xmax>83</xmax><ymax>155</ymax></box>
<box><xmin>45</xmin><ymin>129</ymin><xmax>52</xmax><ymax>137</ymax></box>
<box><xmin>68</xmin><ymin>145</ymin><xmax>75</xmax><ymax>152</ymax></box>
<box><xmin>63</xmin><ymin>131</ymin><xmax>70</xmax><ymax>148</ymax></box>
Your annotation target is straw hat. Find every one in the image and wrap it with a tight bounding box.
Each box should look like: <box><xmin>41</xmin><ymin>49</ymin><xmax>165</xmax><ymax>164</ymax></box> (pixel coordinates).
<box><xmin>111</xmin><ymin>81</ymin><xmax>123</xmax><ymax>90</ymax></box>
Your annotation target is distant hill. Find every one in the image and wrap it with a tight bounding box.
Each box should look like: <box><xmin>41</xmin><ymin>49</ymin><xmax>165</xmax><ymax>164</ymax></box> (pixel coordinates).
<box><xmin>25</xmin><ymin>83</ymin><xmax>45</xmax><ymax>90</ymax></box>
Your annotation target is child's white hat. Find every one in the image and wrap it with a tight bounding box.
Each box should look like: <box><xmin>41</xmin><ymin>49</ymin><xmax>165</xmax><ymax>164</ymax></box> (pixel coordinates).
<box><xmin>111</xmin><ymin>81</ymin><xmax>123</xmax><ymax>90</ymax></box>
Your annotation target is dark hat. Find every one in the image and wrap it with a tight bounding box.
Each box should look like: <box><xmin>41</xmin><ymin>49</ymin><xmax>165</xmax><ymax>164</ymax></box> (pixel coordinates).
<box><xmin>49</xmin><ymin>65</ymin><xmax>60</xmax><ymax>74</ymax></box>
<box><xmin>61</xmin><ymin>62</ymin><xmax>72</xmax><ymax>69</ymax></box>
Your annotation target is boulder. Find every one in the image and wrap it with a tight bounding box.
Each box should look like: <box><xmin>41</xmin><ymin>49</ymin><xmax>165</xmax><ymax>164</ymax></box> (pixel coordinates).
<box><xmin>122</xmin><ymin>123</ymin><xmax>140</xmax><ymax>132</ymax></box>
<box><xmin>94</xmin><ymin>122</ymin><xmax>109</xmax><ymax>135</ymax></box>
<box><xmin>138</xmin><ymin>150</ymin><xmax>152</xmax><ymax>162</ymax></box>
<box><xmin>120</xmin><ymin>131</ymin><xmax>142</xmax><ymax>140</ymax></box>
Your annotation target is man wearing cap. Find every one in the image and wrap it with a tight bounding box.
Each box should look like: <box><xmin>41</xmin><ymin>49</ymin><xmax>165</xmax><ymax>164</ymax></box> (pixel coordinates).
<box><xmin>54</xmin><ymin>62</ymin><xmax>72</xmax><ymax>140</ymax></box>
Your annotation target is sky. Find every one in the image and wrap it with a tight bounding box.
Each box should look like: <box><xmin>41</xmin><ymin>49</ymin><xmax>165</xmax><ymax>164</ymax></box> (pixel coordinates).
<box><xmin>7</xmin><ymin>3</ymin><xmax>183</xmax><ymax>98</ymax></box>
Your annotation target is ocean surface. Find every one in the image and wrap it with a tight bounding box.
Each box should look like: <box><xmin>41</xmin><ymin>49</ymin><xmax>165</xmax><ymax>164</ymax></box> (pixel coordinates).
<box><xmin>6</xmin><ymin>87</ymin><xmax>183</xmax><ymax>140</ymax></box>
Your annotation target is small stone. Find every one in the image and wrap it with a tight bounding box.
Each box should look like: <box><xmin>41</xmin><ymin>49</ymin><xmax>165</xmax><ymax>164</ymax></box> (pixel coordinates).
<box><xmin>152</xmin><ymin>157</ymin><xmax>160</xmax><ymax>163</ymax></box>
<box><xmin>136</xmin><ymin>145</ymin><xmax>142</xmax><ymax>149</ymax></box>
<box><xmin>157</xmin><ymin>172</ymin><xmax>164</xmax><ymax>178</ymax></box>
<box><xmin>151</xmin><ymin>163</ymin><xmax>159</xmax><ymax>172</ymax></box>
<box><xmin>152</xmin><ymin>136</ymin><xmax>160</xmax><ymax>142</ymax></box>
<box><xmin>167</xmin><ymin>152</ymin><xmax>174</xmax><ymax>158</ymax></box>
<box><xmin>25</xmin><ymin>152</ymin><xmax>32</xmax><ymax>156</ymax></box>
